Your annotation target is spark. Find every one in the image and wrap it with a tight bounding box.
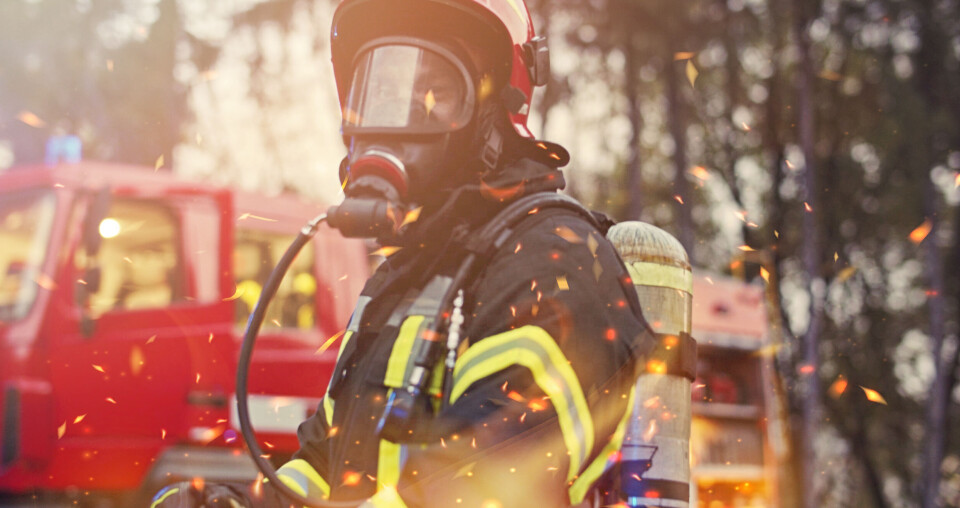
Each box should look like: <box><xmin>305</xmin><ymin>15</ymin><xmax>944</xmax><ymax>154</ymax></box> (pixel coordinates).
<box><xmin>161</xmin><ymin>429</ymin><xmax>167</xmax><ymax>439</ymax></box>
<box><xmin>146</xmin><ymin>335</ymin><xmax>156</xmax><ymax>344</ymax></box>
<box><xmin>528</xmin><ymin>207</ymin><xmax>539</xmax><ymax>215</ymax></box>
<box><xmin>829</xmin><ymin>377</ymin><xmax>848</xmax><ymax>398</ymax></box>
<box><xmin>909</xmin><ymin>219</ymin><xmax>932</xmax><ymax>244</ymax></box>
<box><xmin>741</xmin><ymin>122</ymin><xmax>751</xmax><ymax>131</ymax></box>
<box><xmin>74</xmin><ymin>414</ymin><xmax>86</xmax><ymax>424</ymax></box>
<box><xmin>338</xmin><ymin>274</ymin><xmax>349</xmax><ymax>281</ymax></box>
<box><xmin>510</xmin><ymin>305</ymin><xmax>516</xmax><ymax>317</ymax></box>
<box><xmin>954</xmin><ymin>173</ymin><xmax>959</xmax><ymax>188</ymax></box>
<box><xmin>554</xmin><ymin>226</ymin><xmax>583</xmax><ymax>243</ymax></box>
<box><xmin>605</xmin><ymin>328</ymin><xmax>617</xmax><ymax>341</ymax></box>
<box><xmin>673</xmin><ymin>51</ymin><xmax>695</xmax><ymax>60</ymax></box>
<box><xmin>208</xmin><ymin>333</ymin><xmax>214</xmax><ymax>344</ymax></box>
<box><xmin>688</xmin><ymin>166</ymin><xmax>710</xmax><ymax>181</ymax></box>
<box><xmin>92</xmin><ymin>364</ymin><xmax>105</xmax><ymax>373</ymax></box>
<box><xmin>58</xmin><ymin>422</ymin><xmax>67</xmax><ymax>438</ymax></box>
<box><xmin>223</xmin><ymin>286</ymin><xmax>244</xmax><ymax>301</ymax></box>
<box><xmin>34</xmin><ymin>274</ymin><xmax>57</xmax><ymax>290</ymax></box>
<box><xmin>440</xmin><ymin>437</ymin><xmax>447</xmax><ymax>448</ymax></box>
<box><xmin>704</xmin><ymin>276</ymin><xmax>714</xmax><ymax>285</ymax></box>
<box><xmin>400</xmin><ymin>207</ymin><xmax>423</xmax><ymax>228</ymax></box>
<box><xmin>837</xmin><ymin>266</ymin><xmax>857</xmax><ymax>282</ymax></box>
<box><xmin>252</xmin><ymin>473</ymin><xmax>264</xmax><ymax>498</ymax></box>
<box><xmin>192</xmin><ymin>477</ymin><xmax>204</xmax><ymax>492</ymax></box>
<box><xmin>673</xmin><ymin>195</ymin><xmax>684</xmax><ymax>205</ymax></box>
<box><xmin>528</xmin><ymin>398</ymin><xmax>548</xmax><ymax>411</ymax></box>
<box><xmin>17</xmin><ymin>111</ymin><xmax>45</xmax><ymax>128</ymax></box>
<box><xmin>196</xmin><ymin>373</ymin><xmax>201</xmax><ymax>383</ymax></box>
<box><xmin>316</xmin><ymin>330</ymin><xmax>345</xmax><ymax>355</ymax></box>
<box><xmin>643</xmin><ymin>396</ymin><xmax>661</xmax><ymax>410</ymax></box>
<box><xmin>154</xmin><ymin>155</ymin><xmax>164</xmax><ymax>172</ymax></box>
<box><xmin>514</xmin><ymin>242</ymin><xmax>522</xmax><ymax>253</ymax></box>
<box><xmin>424</xmin><ymin>90</ymin><xmax>437</xmax><ymax>116</ymax></box>
<box><xmin>738</xmin><ymin>245</ymin><xmax>755</xmax><ymax>252</ymax></box>
<box><xmin>105</xmin><ymin>397</ymin><xmax>117</xmax><ymax>404</ymax></box>
<box><xmin>799</xmin><ymin>364</ymin><xmax>815</xmax><ymax>375</ymax></box>
<box><xmin>328</xmin><ymin>426</ymin><xmax>339</xmax><ymax>437</ymax></box>
<box><xmin>507</xmin><ymin>391</ymin><xmax>526</xmax><ymax>402</ymax></box>
<box><xmin>646</xmin><ymin>360</ymin><xmax>667</xmax><ymax>375</ymax></box>
<box><xmin>643</xmin><ymin>420</ymin><xmax>658</xmax><ymax>442</ymax></box>
<box><xmin>237</xmin><ymin>213</ymin><xmax>277</xmax><ymax>222</ymax></box>
<box><xmin>686</xmin><ymin>60</ymin><xmax>699</xmax><ymax>88</ymax></box>
<box><xmin>785</xmin><ymin>160</ymin><xmax>795</xmax><ymax>170</ymax></box>
<box><xmin>819</xmin><ymin>69</ymin><xmax>842</xmax><ymax>81</ymax></box>
<box><xmin>520</xmin><ymin>412</ymin><xmax>527</xmax><ymax>423</ymax></box>
<box><xmin>370</xmin><ymin>246</ymin><xmax>402</xmax><ymax>257</ymax></box>
<box><xmin>557</xmin><ymin>276</ymin><xmax>569</xmax><ymax>291</ymax></box>
<box><xmin>860</xmin><ymin>386</ymin><xmax>887</xmax><ymax>405</ymax></box>
<box><xmin>760</xmin><ymin>267</ymin><xmax>770</xmax><ymax>283</ymax></box>
<box><xmin>263</xmin><ymin>441</ymin><xmax>274</xmax><ymax>449</ymax></box>
<box><xmin>471</xmin><ymin>438</ymin><xmax>477</xmax><ymax>449</ymax></box>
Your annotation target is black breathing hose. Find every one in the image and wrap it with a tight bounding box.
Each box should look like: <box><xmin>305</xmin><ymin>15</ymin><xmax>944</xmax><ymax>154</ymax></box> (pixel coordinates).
<box><xmin>236</xmin><ymin>213</ymin><xmax>362</xmax><ymax>508</ymax></box>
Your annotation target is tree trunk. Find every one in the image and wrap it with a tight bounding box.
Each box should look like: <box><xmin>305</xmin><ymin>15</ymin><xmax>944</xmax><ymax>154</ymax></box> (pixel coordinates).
<box><xmin>620</xmin><ymin>0</ymin><xmax>644</xmax><ymax>222</ymax></box>
<box><xmin>665</xmin><ymin>48</ymin><xmax>694</xmax><ymax>257</ymax></box>
<box><xmin>792</xmin><ymin>0</ymin><xmax>822</xmax><ymax>506</ymax></box>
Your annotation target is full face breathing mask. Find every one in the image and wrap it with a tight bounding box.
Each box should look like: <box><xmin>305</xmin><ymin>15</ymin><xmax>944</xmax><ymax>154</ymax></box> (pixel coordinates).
<box><xmin>327</xmin><ymin>36</ymin><xmax>482</xmax><ymax>240</ymax></box>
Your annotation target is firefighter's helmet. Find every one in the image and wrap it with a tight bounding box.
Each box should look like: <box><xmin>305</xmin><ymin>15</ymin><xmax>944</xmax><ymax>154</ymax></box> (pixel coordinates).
<box><xmin>330</xmin><ymin>0</ymin><xmax>549</xmax><ymax>140</ymax></box>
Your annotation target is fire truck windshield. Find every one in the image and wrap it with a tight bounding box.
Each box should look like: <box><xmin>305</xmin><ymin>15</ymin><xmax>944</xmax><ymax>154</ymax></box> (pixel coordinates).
<box><xmin>0</xmin><ymin>189</ymin><xmax>56</xmax><ymax>323</ymax></box>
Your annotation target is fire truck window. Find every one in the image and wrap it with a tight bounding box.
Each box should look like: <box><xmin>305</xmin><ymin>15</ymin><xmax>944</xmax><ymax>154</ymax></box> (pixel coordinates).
<box><xmin>0</xmin><ymin>190</ymin><xmax>56</xmax><ymax>322</ymax></box>
<box><xmin>80</xmin><ymin>200</ymin><xmax>184</xmax><ymax>316</ymax></box>
<box><xmin>234</xmin><ymin>229</ymin><xmax>315</xmax><ymax>330</ymax></box>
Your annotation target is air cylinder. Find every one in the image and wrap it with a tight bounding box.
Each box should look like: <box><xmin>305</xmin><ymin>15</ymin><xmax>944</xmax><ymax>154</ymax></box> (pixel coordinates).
<box><xmin>608</xmin><ymin>222</ymin><xmax>695</xmax><ymax>508</ymax></box>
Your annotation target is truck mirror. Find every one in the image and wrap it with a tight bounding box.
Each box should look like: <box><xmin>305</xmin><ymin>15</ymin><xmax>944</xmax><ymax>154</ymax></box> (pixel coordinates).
<box><xmin>83</xmin><ymin>187</ymin><xmax>112</xmax><ymax>256</ymax></box>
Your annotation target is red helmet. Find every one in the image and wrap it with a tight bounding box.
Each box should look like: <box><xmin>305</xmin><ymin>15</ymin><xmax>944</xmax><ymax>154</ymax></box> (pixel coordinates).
<box><xmin>330</xmin><ymin>0</ymin><xmax>549</xmax><ymax>140</ymax></box>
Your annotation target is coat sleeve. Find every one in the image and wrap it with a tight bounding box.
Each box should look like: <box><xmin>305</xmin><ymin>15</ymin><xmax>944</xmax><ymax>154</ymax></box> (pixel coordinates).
<box><xmin>383</xmin><ymin>213</ymin><xmax>655</xmax><ymax>508</ymax></box>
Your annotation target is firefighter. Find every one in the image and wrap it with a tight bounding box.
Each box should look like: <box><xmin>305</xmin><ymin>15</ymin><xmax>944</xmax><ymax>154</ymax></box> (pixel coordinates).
<box><xmin>152</xmin><ymin>0</ymin><xmax>653</xmax><ymax>506</ymax></box>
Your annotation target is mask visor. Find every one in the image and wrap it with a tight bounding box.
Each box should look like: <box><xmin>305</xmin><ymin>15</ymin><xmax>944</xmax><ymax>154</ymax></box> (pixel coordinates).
<box><xmin>343</xmin><ymin>43</ymin><xmax>475</xmax><ymax>134</ymax></box>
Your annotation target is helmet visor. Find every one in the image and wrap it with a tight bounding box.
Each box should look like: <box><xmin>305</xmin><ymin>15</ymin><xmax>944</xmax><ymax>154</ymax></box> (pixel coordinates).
<box><xmin>343</xmin><ymin>43</ymin><xmax>474</xmax><ymax>134</ymax></box>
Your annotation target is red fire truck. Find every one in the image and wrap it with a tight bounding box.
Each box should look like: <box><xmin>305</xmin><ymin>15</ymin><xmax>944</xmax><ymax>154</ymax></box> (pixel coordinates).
<box><xmin>0</xmin><ymin>161</ymin><xmax>368</xmax><ymax>505</ymax></box>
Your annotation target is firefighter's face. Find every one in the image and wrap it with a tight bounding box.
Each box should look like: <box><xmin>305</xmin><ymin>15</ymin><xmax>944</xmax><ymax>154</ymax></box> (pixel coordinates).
<box><xmin>341</xmin><ymin>37</ymin><xmax>484</xmax><ymax>206</ymax></box>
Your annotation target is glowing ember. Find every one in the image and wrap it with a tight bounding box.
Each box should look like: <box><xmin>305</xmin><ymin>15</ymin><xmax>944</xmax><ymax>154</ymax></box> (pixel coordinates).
<box><xmin>804</xmin><ymin>202</ymin><xmax>813</xmax><ymax>212</ymax></box>
<box><xmin>673</xmin><ymin>195</ymin><xmax>684</xmax><ymax>204</ymax></box>
<box><xmin>673</xmin><ymin>51</ymin><xmax>695</xmax><ymax>60</ymax></box>
<box><xmin>92</xmin><ymin>364</ymin><xmax>105</xmax><ymax>373</ymax></box>
<box><xmin>74</xmin><ymin>414</ymin><xmax>86</xmax><ymax>424</ymax></box>
<box><xmin>909</xmin><ymin>219</ymin><xmax>932</xmax><ymax>244</ymax></box>
<box><xmin>643</xmin><ymin>420</ymin><xmax>658</xmax><ymax>442</ymax></box>
<box><xmin>370</xmin><ymin>246</ymin><xmax>402</xmax><ymax>257</ymax></box>
<box><xmin>829</xmin><ymin>377</ymin><xmax>848</xmax><ymax>398</ymax></box>
<box><xmin>400</xmin><ymin>207</ymin><xmax>423</xmax><ymax>228</ymax></box>
<box><xmin>424</xmin><ymin>90</ymin><xmax>437</xmax><ymax>116</ymax></box>
<box><xmin>860</xmin><ymin>386</ymin><xmax>887</xmax><ymax>405</ymax></box>
<box><xmin>554</xmin><ymin>226</ymin><xmax>583</xmax><ymax>243</ymax></box>
<box><xmin>557</xmin><ymin>276</ymin><xmax>569</xmax><ymax>291</ymax></box>
<box><xmin>58</xmin><ymin>422</ymin><xmax>67</xmax><ymax>439</ymax></box>
<box><xmin>105</xmin><ymin>397</ymin><xmax>116</xmax><ymax>404</ymax></box>
<box><xmin>646</xmin><ymin>360</ymin><xmax>667</xmax><ymax>375</ymax></box>
<box><xmin>688</xmin><ymin>166</ymin><xmax>710</xmax><ymax>181</ymax></box>
<box><xmin>760</xmin><ymin>267</ymin><xmax>770</xmax><ymax>283</ymax></box>
<box><xmin>155</xmin><ymin>155</ymin><xmax>164</xmax><ymax>172</ymax></box>
<box><xmin>17</xmin><ymin>111</ymin><xmax>46</xmax><ymax>128</ymax></box>
<box><xmin>316</xmin><ymin>330</ymin><xmax>345</xmax><ymax>355</ymax></box>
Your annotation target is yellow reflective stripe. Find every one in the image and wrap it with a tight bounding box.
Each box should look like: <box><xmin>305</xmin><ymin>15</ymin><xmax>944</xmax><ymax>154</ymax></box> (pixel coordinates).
<box><xmin>323</xmin><ymin>395</ymin><xmax>335</xmax><ymax>427</ymax></box>
<box><xmin>626</xmin><ymin>261</ymin><xmax>692</xmax><ymax>293</ymax></box>
<box><xmin>377</xmin><ymin>437</ymin><xmax>403</xmax><ymax>488</ymax></box>
<box><xmin>384</xmin><ymin>316</ymin><xmax>425</xmax><ymax>388</ymax></box>
<box><xmin>365</xmin><ymin>485</ymin><xmax>409</xmax><ymax>508</ymax></box>
<box><xmin>451</xmin><ymin>325</ymin><xmax>594</xmax><ymax>481</ymax></box>
<box><xmin>323</xmin><ymin>330</ymin><xmax>355</xmax><ymax>426</ymax></box>
<box><xmin>150</xmin><ymin>487</ymin><xmax>180</xmax><ymax>508</ymax></box>
<box><xmin>335</xmin><ymin>330</ymin><xmax>355</xmax><ymax>363</ymax></box>
<box><xmin>568</xmin><ymin>385</ymin><xmax>637</xmax><ymax>504</ymax></box>
<box><xmin>275</xmin><ymin>459</ymin><xmax>330</xmax><ymax>501</ymax></box>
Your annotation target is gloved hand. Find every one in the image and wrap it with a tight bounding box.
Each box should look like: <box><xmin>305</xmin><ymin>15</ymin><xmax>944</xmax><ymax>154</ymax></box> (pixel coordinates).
<box><xmin>150</xmin><ymin>481</ymin><xmax>252</xmax><ymax>508</ymax></box>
